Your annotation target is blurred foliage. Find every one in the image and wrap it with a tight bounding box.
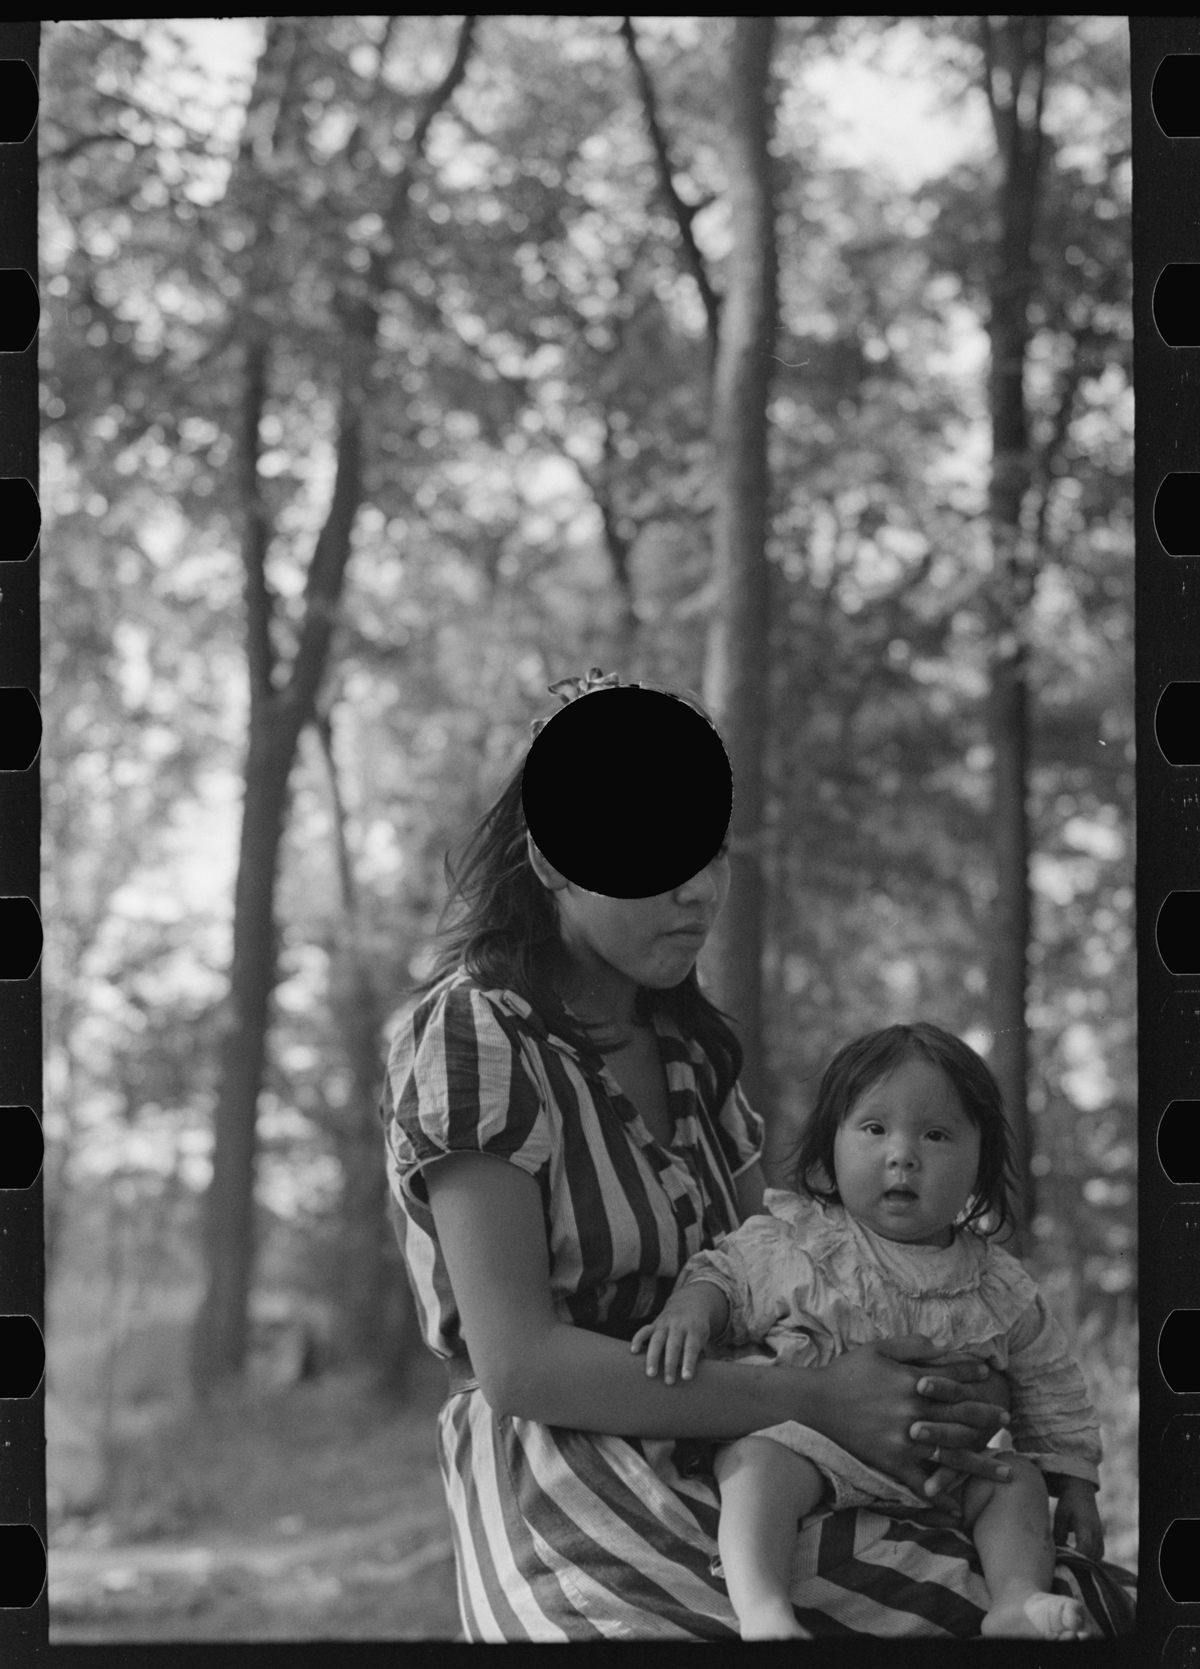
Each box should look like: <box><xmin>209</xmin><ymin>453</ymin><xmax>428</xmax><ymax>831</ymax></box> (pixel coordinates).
<box><xmin>41</xmin><ymin>15</ymin><xmax>1133</xmax><ymax>1387</ymax></box>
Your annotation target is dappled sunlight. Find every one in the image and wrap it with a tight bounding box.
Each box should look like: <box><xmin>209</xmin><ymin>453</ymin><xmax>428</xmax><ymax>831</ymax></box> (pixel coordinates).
<box><xmin>41</xmin><ymin>12</ymin><xmax>1133</xmax><ymax>1642</ymax></box>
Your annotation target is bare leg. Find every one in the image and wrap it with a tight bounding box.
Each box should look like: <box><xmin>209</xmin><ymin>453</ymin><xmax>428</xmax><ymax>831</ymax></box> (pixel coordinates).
<box><xmin>962</xmin><ymin>1457</ymin><xmax>1088</xmax><ymax>1640</ymax></box>
<box><xmin>713</xmin><ymin>1435</ymin><xmax>824</xmax><ymax>1640</ymax></box>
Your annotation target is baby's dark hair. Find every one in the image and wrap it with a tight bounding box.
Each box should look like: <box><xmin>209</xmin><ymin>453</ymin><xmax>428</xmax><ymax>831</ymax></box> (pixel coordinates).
<box><xmin>789</xmin><ymin>1022</ymin><xmax>1017</xmax><ymax>1239</ymax></box>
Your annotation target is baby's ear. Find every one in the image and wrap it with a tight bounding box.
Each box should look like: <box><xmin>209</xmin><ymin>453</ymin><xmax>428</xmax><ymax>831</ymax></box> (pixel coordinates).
<box><xmin>805</xmin><ymin>1163</ymin><xmax>835</xmax><ymax>1197</ymax></box>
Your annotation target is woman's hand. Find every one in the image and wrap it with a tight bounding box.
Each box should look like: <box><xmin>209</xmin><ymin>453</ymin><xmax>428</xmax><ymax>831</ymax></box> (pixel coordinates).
<box><xmin>915</xmin><ymin>1352</ymin><xmax>1012</xmax><ymax>1502</ymax></box>
<box><xmin>425</xmin><ymin>1159</ymin><xmax>1014</xmax><ymax>1468</ymax></box>
<box><xmin>808</xmin><ymin>1337</ymin><xmax>1014</xmax><ymax>1506</ymax></box>
<box><xmin>630</xmin><ymin>1283</ymin><xmax>728</xmax><ymax>1385</ymax></box>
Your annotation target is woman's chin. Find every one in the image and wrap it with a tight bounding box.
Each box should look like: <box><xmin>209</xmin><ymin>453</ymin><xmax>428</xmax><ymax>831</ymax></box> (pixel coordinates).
<box><xmin>643</xmin><ymin>952</ymin><xmax>702</xmax><ymax>987</ymax></box>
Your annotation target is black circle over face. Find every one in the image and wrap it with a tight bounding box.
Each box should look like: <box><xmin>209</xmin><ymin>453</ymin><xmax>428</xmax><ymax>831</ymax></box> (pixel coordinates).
<box><xmin>521</xmin><ymin>687</ymin><xmax>733</xmax><ymax>898</ymax></box>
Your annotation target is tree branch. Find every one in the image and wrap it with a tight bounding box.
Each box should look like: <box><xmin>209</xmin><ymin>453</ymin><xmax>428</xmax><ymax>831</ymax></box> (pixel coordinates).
<box><xmin>1024</xmin><ymin>320</ymin><xmax>1098</xmax><ymax>585</ymax></box>
<box><xmin>313</xmin><ymin>703</ymin><xmax>359</xmax><ymax>921</ymax></box>
<box><xmin>620</xmin><ymin>16</ymin><xmax>721</xmax><ymax>364</ymax></box>
<box><xmin>239</xmin><ymin>333</ymin><xmax>277</xmax><ymax>702</ymax></box>
<box><xmin>320</xmin><ymin>15</ymin><xmax>404</xmax><ymax>177</ymax></box>
<box><xmin>41</xmin><ymin>132</ymin><xmax>155</xmax><ymax>166</ymax></box>
<box><xmin>225</xmin><ymin>20</ymin><xmax>318</xmax><ymax>706</ymax></box>
<box><xmin>288</xmin><ymin>16</ymin><xmax>480</xmax><ymax>709</ymax></box>
<box><xmin>409</xmin><ymin>14</ymin><xmax>478</xmax><ymax>157</ymax></box>
<box><xmin>369</xmin><ymin>13</ymin><xmax>478</xmax><ymax>284</ymax></box>
<box><xmin>979</xmin><ymin>15</ymin><xmax>1002</xmax><ymax>141</ymax></box>
<box><xmin>1023</xmin><ymin>16</ymin><xmax>1050</xmax><ymax>186</ymax></box>
<box><xmin>286</xmin><ymin>384</ymin><xmax>365</xmax><ymax>714</ymax></box>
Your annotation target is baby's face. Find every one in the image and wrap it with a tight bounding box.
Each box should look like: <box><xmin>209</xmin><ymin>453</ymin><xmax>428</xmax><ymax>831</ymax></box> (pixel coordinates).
<box><xmin>832</xmin><ymin>1058</ymin><xmax>982</xmax><ymax>1247</ymax></box>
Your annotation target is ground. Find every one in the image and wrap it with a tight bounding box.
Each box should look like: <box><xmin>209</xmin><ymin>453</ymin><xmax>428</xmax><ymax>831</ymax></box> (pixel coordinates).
<box><xmin>46</xmin><ymin>1289</ymin><xmax>1137</xmax><ymax>1643</ymax></box>
<box><xmin>48</xmin><ymin>1355</ymin><xmax>461</xmax><ymax>1642</ymax></box>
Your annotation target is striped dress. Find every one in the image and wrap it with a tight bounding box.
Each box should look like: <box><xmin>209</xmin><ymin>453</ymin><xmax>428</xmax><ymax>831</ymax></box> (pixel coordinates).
<box><xmin>382</xmin><ymin>972</ymin><xmax>1134</xmax><ymax>1640</ymax></box>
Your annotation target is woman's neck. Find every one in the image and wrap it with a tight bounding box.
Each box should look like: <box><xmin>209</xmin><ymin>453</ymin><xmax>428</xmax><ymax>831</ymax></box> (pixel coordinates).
<box><xmin>554</xmin><ymin>948</ymin><xmax>641</xmax><ymax>1031</ymax></box>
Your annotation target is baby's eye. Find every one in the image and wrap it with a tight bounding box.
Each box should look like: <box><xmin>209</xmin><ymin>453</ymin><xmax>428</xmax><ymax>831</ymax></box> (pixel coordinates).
<box><xmin>925</xmin><ymin>1129</ymin><xmax>950</xmax><ymax>1142</ymax></box>
<box><xmin>860</xmin><ymin>1121</ymin><xmax>885</xmax><ymax>1135</ymax></box>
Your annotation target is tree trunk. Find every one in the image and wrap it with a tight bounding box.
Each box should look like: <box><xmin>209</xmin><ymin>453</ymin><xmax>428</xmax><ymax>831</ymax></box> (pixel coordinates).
<box><xmin>988</xmin><ymin>657</ymin><xmax>1033</xmax><ymax>1232</ymax></box>
<box><xmin>329</xmin><ymin>961</ymin><xmax>422</xmax><ymax>1389</ymax></box>
<box><xmin>314</xmin><ymin>712</ymin><xmax>420</xmax><ymax>1378</ymax></box>
<box><xmin>191</xmin><ymin>316</ymin><xmax>369</xmax><ymax>1401</ymax></box>
<box><xmin>192</xmin><ymin>722</ymin><xmax>295</xmax><ymax>1393</ymax></box>
<box><xmin>190</xmin><ymin>17</ymin><xmax>478</xmax><ymax>1399</ymax></box>
<box><xmin>981</xmin><ymin>16</ymin><xmax>1050</xmax><ymax>1243</ymax></box>
<box><xmin>702</xmin><ymin>16</ymin><xmax>778</xmax><ymax>1129</ymax></box>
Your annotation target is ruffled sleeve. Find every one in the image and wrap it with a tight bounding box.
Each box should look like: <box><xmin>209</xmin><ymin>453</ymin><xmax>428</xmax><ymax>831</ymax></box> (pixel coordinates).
<box><xmin>383</xmin><ymin>978</ymin><xmax>552</xmax><ymax>1213</ymax></box>
<box><xmin>678</xmin><ymin>1198</ymin><xmax>826</xmax><ymax>1348</ymax></box>
<box><xmin>1004</xmin><ymin>1286</ymin><xmax>1103</xmax><ymax>1487</ymax></box>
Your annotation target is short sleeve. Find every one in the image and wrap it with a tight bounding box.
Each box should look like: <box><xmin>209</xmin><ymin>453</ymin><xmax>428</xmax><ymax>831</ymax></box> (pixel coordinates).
<box><xmin>713</xmin><ymin>1080</ymin><xmax>766</xmax><ymax>1178</ymax></box>
<box><xmin>383</xmin><ymin>980</ymin><xmax>552</xmax><ymax>1211</ymax></box>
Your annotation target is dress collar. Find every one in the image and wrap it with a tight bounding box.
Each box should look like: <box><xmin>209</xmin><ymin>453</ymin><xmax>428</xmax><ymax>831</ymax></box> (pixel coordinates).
<box><xmin>468</xmin><ymin>974</ymin><xmax>693</xmax><ymax>1069</ymax></box>
<box><xmin>841</xmin><ymin>1204</ymin><xmax>987</xmax><ymax>1296</ymax></box>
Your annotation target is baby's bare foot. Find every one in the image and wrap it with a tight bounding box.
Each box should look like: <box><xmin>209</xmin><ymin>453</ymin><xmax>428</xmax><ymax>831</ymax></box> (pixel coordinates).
<box><xmin>738</xmin><ymin>1600</ymin><xmax>806</xmax><ymax>1640</ymax></box>
<box><xmin>981</xmin><ymin>1591</ymin><xmax>1088</xmax><ymax>1639</ymax></box>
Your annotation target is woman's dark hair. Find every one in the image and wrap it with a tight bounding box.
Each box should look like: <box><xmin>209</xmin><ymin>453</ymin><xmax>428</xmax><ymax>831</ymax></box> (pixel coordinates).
<box><xmin>788</xmin><ymin>1022</ymin><xmax>1016</xmax><ymax>1239</ymax></box>
<box><xmin>412</xmin><ymin>754</ymin><xmax>744</xmax><ymax>1103</ymax></box>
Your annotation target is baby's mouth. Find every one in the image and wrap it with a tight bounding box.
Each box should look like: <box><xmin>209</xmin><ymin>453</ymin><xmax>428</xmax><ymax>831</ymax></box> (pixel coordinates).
<box><xmin>882</xmin><ymin>1186</ymin><xmax>918</xmax><ymax>1201</ymax></box>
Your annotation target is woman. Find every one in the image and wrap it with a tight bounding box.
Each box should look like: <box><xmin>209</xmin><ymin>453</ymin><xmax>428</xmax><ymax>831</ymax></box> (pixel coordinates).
<box><xmin>382</xmin><ymin>672</ymin><xmax>1131</xmax><ymax>1640</ymax></box>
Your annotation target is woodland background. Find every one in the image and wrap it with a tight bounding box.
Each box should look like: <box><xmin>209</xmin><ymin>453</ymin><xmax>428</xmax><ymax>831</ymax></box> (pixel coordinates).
<box><xmin>41</xmin><ymin>15</ymin><xmax>1134</xmax><ymax>1641</ymax></box>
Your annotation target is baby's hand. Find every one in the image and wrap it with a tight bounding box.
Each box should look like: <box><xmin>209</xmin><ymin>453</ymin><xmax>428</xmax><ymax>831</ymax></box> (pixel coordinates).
<box><xmin>1052</xmin><ymin>1477</ymin><xmax>1105</xmax><ymax>1562</ymax></box>
<box><xmin>630</xmin><ymin>1290</ymin><xmax>714</xmax><ymax>1385</ymax></box>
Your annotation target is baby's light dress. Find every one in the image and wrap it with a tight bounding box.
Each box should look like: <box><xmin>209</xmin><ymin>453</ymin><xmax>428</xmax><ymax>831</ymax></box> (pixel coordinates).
<box><xmin>681</xmin><ymin>1188</ymin><xmax>1101</xmax><ymax>1513</ymax></box>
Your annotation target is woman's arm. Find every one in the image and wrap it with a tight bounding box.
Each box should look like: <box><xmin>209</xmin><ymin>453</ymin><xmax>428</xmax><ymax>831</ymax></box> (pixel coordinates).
<box><xmin>426</xmin><ymin>1153</ymin><xmax>1010</xmax><ymax>1498</ymax></box>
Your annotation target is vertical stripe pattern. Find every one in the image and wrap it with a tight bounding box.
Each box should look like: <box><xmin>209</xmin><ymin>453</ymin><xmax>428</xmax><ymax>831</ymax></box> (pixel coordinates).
<box><xmin>384</xmin><ymin>973</ymin><xmax>1131</xmax><ymax>1638</ymax></box>
<box><xmin>384</xmin><ymin>974</ymin><xmax>760</xmax><ymax>1358</ymax></box>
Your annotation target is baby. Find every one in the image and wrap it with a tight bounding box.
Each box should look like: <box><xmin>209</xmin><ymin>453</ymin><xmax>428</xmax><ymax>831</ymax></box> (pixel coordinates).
<box><xmin>633</xmin><ymin>1022</ymin><xmax>1104</xmax><ymax>1640</ymax></box>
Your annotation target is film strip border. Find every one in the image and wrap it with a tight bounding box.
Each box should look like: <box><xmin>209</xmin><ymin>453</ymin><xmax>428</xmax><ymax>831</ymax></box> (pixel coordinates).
<box><xmin>0</xmin><ymin>14</ymin><xmax>42</xmax><ymax>1665</ymax></box>
<box><xmin>0</xmin><ymin>16</ymin><xmax>1180</xmax><ymax>1668</ymax></box>
<box><xmin>1135</xmin><ymin>17</ymin><xmax>1200</xmax><ymax>1669</ymax></box>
